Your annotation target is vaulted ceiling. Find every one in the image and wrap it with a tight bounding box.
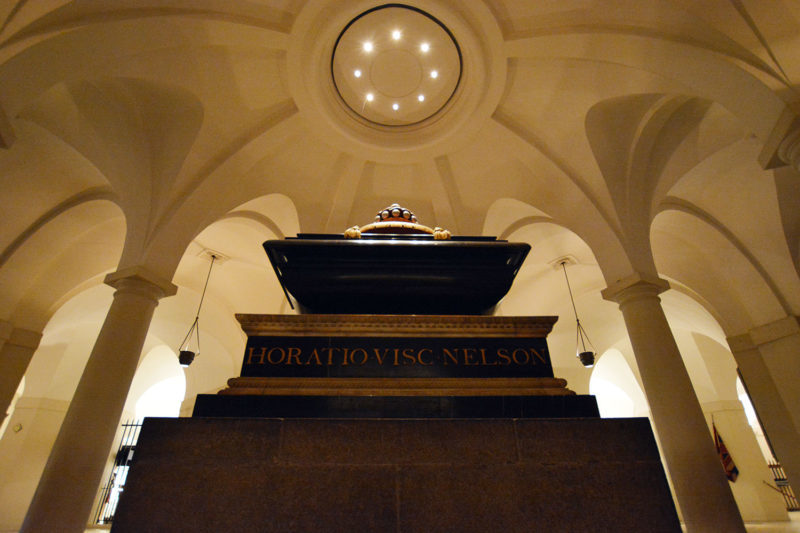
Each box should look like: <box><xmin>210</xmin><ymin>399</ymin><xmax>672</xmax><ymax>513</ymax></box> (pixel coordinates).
<box><xmin>1</xmin><ymin>0</ymin><xmax>799</xmax><ymax>400</ymax></box>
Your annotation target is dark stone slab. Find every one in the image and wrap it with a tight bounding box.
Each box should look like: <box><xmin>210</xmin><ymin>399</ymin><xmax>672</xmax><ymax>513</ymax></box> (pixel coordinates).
<box><xmin>192</xmin><ymin>393</ymin><xmax>600</xmax><ymax>419</ymax></box>
<box><xmin>113</xmin><ymin>462</ymin><xmax>397</xmax><ymax>533</ymax></box>
<box><xmin>515</xmin><ymin>417</ymin><xmax>661</xmax><ymax>464</ymax></box>
<box><xmin>112</xmin><ymin>417</ymin><xmax>680</xmax><ymax>533</ymax></box>
<box><xmin>398</xmin><ymin>462</ymin><xmax>680</xmax><ymax>533</ymax></box>
<box><xmin>278</xmin><ymin>419</ymin><xmax>517</xmax><ymax>465</ymax></box>
<box><xmin>263</xmin><ymin>236</ymin><xmax>530</xmax><ymax>315</ymax></box>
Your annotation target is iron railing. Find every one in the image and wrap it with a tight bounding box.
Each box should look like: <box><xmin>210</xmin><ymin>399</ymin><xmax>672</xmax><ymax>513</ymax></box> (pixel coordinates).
<box><xmin>767</xmin><ymin>461</ymin><xmax>800</xmax><ymax>512</ymax></box>
<box><xmin>92</xmin><ymin>420</ymin><xmax>142</xmax><ymax>525</ymax></box>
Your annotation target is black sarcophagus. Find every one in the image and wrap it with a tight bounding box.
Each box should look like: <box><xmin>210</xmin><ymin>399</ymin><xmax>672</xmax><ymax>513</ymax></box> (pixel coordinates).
<box><xmin>263</xmin><ymin>234</ymin><xmax>529</xmax><ymax>315</ymax></box>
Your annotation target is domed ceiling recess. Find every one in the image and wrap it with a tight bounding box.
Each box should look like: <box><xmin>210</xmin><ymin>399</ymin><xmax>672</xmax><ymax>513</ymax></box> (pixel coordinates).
<box><xmin>331</xmin><ymin>5</ymin><xmax>461</xmax><ymax>126</ymax></box>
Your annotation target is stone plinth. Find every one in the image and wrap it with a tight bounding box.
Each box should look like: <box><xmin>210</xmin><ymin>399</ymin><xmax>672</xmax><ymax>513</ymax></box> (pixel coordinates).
<box><xmin>112</xmin><ymin>417</ymin><xmax>680</xmax><ymax>533</ymax></box>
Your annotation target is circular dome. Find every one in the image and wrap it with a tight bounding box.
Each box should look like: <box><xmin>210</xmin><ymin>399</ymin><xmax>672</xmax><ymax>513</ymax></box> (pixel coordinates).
<box><xmin>331</xmin><ymin>5</ymin><xmax>461</xmax><ymax>126</ymax></box>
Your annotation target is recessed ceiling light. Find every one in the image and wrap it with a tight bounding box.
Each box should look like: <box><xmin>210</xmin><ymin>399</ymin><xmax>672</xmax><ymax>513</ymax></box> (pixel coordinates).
<box><xmin>331</xmin><ymin>5</ymin><xmax>462</xmax><ymax>126</ymax></box>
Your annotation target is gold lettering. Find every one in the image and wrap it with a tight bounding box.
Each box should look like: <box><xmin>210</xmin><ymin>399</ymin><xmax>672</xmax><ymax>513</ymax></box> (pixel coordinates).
<box><xmin>417</xmin><ymin>348</ymin><xmax>433</xmax><ymax>365</ymax></box>
<box><xmin>306</xmin><ymin>348</ymin><xmax>323</xmax><ymax>365</ymax></box>
<box><xmin>480</xmin><ymin>348</ymin><xmax>498</xmax><ymax>366</ymax></box>
<box><xmin>393</xmin><ymin>348</ymin><xmax>400</xmax><ymax>366</ymax></box>
<box><xmin>341</xmin><ymin>348</ymin><xmax>349</xmax><ymax>366</ymax></box>
<box><xmin>463</xmin><ymin>348</ymin><xmax>478</xmax><ymax>366</ymax></box>
<box><xmin>530</xmin><ymin>348</ymin><xmax>548</xmax><ymax>365</ymax></box>
<box><xmin>286</xmin><ymin>347</ymin><xmax>302</xmax><ymax>365</ymax></box>
<box><xmin>512</xmin><ymin>348</ymin><xmax>530</xmax><ymax>365</ymax></box>
<box><xmin>267</xmin><ymin>347</ymin><xmax>286</xmax><ymax>365</ymax></box>
<box><xmin>326</xmin><ymin>347</ymin><xmax>337</xmax><ymax>366</ymax></box>
<box><xmin>497</xmin><ymin>348</ymin><xmax>511</xmax><ymax>365</ymax></box>
<box><xmin>374</xmin><ymin>348</ymin><xmax>389</xmax><ymax>365</ymax></box>
<box><xmin>246</xmin><ymin>346</ymin><xmax>266</xmax><ymax>365</ymax></box>
<box><xmin>351</xmin><ymin>348</ymin><xmax>368</xmax><ymax>365</ymax></box>
<box><xmin>443</xmin><ymin>348</ymin><xmax>458</xmax><ymax>365</ymax></box>
<box><xmin>402</xmin><ymin>347</ymin><xmax>416</xmax><ymax>365</ymax></box>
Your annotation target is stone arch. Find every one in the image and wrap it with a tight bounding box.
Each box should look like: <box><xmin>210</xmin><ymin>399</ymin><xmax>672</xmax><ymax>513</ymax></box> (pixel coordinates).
<box><xmin>0</xmin><ymin>198</ymin><xmax>125</xmax><ymax>331</ymax></box>
<box><xmin>652</xmin><ymin>207</ymin><xmax>789</xmax><ymax>335</ymax></box>
<box><xmin>589</xmin><ymin>348</ymin><xmax>649</xmax><ymax>418</ymax></box>
<box><xmin>494</xmin><ymin>215</ymin><xmax>623</xmax><ymax>394</ymax></box>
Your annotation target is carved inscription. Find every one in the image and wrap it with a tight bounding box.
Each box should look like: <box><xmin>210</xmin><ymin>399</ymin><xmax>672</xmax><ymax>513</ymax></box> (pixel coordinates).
<box><xmin>241</xmin><ymin>336</ymin><xmax>554</xmax><ymax>378</ymax></box>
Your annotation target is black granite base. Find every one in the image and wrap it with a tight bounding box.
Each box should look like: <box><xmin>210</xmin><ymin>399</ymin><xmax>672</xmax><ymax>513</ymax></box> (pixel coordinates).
<box><xmin>112</xmin><ymin>417</ymin><xmax>680</xmax><ymax>533</ymax></box>
<box><xmin>192</xmin><ymin>393</ymin><xmax>600</xmax><ymax>419</ymax></box>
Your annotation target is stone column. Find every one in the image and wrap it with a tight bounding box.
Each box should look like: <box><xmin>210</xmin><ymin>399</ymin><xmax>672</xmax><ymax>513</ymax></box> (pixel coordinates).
<box><xmin>0</xmin><ymin>397</ymin><xmax>69</xmax><ymax>531</ymax></box>
<box><xmin>603</xmin><ymin>275</ymin><xmax>745</xmax><ymax>533</ymax></box>
<box><xmin>728</xmin><ymin>319</ymin><xmax>800</xmax><ymax>493</ymax></box>
<box><xmin>0</xmin><ymin>322</ymin><xmax>42</xmax><ymax>424</ymax></box>
<box><xmin>20</xmin><ymin>267</ymin><xmax>176</xmax><ymax>533</ymax></box>
<box><xmin>703</xmin><ymin>401</ymin><xmax>788</xmax><ymax>522</ymax></box>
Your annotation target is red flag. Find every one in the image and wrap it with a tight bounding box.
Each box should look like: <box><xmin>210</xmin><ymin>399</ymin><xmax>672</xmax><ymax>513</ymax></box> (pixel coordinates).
<box><xmin>714</xmin><ymin>423</ymin><xmax>739</xmax><ymax>482</ymax></box>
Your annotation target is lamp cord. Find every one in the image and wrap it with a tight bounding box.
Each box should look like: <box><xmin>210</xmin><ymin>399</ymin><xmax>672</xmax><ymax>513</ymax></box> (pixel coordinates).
<box><xmin>179</xmin><ymin>255</ymin><xmax>216</xmax><ymax>355</ymax></box>
<box><xmin>560</xmin><ymin>261</ymin><xmax>594</xmax><ymax>354</ymax></box>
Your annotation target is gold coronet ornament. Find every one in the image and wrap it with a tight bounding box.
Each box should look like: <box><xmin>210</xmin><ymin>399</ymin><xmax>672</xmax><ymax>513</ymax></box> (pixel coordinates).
<box><xmin>344</xmin><ymin>203</ymin><xmax>451</xmax><ymax>239</ymax></box>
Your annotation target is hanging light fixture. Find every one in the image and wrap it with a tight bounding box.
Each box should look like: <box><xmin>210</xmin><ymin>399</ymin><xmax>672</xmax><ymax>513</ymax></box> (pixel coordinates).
<box><xmin>560</xmin><ymin>260</ymin><xmax>596</xmax><ymax>368</ymax></box>
<box><xmin>178</xmin><ymin>254</ymin><xmax>217</xmax><ymax>367</ymax></box>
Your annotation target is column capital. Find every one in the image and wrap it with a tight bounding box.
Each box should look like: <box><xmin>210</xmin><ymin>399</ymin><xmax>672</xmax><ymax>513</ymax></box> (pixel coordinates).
<box><xmin>758</xmin><ymin>107</ymin><xmax>800</xmax><ymax>170</ymax></box>
<box><xmin>702</xmin><ymin>400</ymin><xmax>745</xmax><ymax>414</ymax></box>
<box><xmin>0</xmin><ymin>321</ymin><xmax>42</xmax><ymax>350</ymax></box>
<box><xmin>8</xmin><ymin>328</ymin><xmax>42</xmax><ymax>350</ymax></box>
<box><xmin>751</xmin><ymin>315</ymin><xmax>799</xmax><ymax>345</ymax></box>
<box><xmin>104</xmin><ymin>266</ymin><xmax>177</xmax><ymax>300</ymax></box>
<box><xmin>726</xmin><ymin>332</ymin><xmax>755</xmax><ymax>353</ymax></box>
<box><xmin>727</xmin><ymin>315</ymin><xmax>800</xmax><ymax>351</ymax></box>
<box><xmin>777</xmin><ymin>127</ymin><xmax>800</xmax><ymax>172</ymax></box>
<box><xmin>601</xmin><ymin>273</ymin><xmax>670</xmax><ymax>304</ymax></box>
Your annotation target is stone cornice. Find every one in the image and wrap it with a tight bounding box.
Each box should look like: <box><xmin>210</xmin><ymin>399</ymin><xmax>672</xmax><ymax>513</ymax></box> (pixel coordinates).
<box><xmin>235</xmin><ymin>314</ymin><xmax>558</xmax><ymax>338</ymax></box>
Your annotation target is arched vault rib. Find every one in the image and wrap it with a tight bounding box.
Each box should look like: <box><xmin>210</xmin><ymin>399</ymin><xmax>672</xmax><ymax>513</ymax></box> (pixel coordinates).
<box><xmin>587</xmin><ymin>94</ymin><xmax>718</xmax><ymax>255</ymax></box>
<box><xmin>428</xmin><ymin>156</ymin><xmax>465</xmax><ymax>235</ymax></box>
<box><xmin>217</xmin><ymin>211</ymin><xmax>284</xmax><ymax>241</ymax></box>
<box><xmin>728</xmin><ymin>0</ymin><xmax>794</xmax><ymax>86</ymax></box>
<box><xmin>145</xmin><ymin>97</ymin><xmax>298</xmax><ymax>250</ymax></box>
<box><xmin>499</xmin><ymin>216</ymin><xmax>555</xmax><ymax>241</ymax></box>
<box><xmin>0</xmin><ymin>17</ymin><xmax>288</xmax><ymax>112</ymax></box>
<box><xmin>657</xmin><ymin>196</ymin><xmax>792</xmax><ymax>316</ymax></box>
<box><xmin>321</xmin><ymin>154</ymin><xmax>366</xmax><ymax>234</ymax></box>
<box><xmin>504</xmin><ymin>33</ymin><xmax>786</xmax><ymax>140</ymax></box>
<box><xmin>0</xmin><ymin>185</ymin><xmax>118</xmax><ymax>269</ymax></box>
<box><xmin>0</xmin><ymin>4</ymin><xmax>293</xmax><ymax>54</ymax></box>
<box><xmin>136</xmin><ymin>99</ymin><xmax>301</xmax><ymax>278</ymax></box>
<box><xmin>506</xmin><ymin>23</ymin><xmax>783</xmax><ymax>85</ymax></box>
<box><xmin>488</xmin><ymin>114</ymin><xmax>631</xmax><ymax>282</ymax></box>
<box><xmin>492</xmin><ymin>108</ymin><xmax>620</xmax><ymax>236</ymax></box>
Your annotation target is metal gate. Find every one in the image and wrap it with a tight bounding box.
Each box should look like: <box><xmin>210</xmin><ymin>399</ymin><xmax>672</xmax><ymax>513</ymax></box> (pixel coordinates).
<box><xmin>92</xmin><ymin>420</ymin><xmax>142</xmax><ymax>525</ymax></box>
